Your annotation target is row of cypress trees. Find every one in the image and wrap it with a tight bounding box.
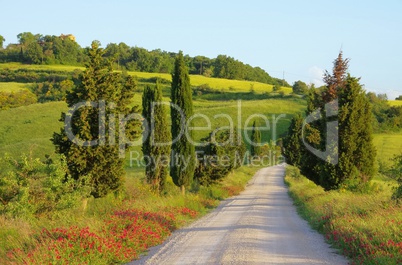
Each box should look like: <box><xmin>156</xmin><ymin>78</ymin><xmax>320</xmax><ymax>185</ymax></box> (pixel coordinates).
<box><xmin>53</xmin><ymin>43</ymin><xmax>262</xmax><ymax>197</ymax></box>
<box><xmin>283</xmin><ymin>52</ymin><xmax>376</xmax><ymax>190</ymax></box>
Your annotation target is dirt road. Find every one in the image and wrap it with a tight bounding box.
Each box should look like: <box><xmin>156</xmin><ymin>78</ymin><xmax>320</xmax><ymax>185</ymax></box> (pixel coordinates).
<box><xmin>131</xmin><ymin>165</ymin><xmax>349</xmax><ymax>265</ymax></box>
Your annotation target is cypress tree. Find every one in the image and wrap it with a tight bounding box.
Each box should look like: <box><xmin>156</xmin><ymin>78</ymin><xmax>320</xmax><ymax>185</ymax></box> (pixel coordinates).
<box><xmin>170</xmin><ymin>51</ymin><xmax>195</xmax><ymax>194</ymax></box>
<box><xmin>319</xmin><ymin>55</ymin><xmax>376</xmax><ymax>190</ymax></box>
<box><xmin>142</xmin><ymin>82</ymin><xmax>171</xmax><ymax>194</ymax></box>
<box><xmin>52</xmin><ymin>41</ymin><xmax>141</xmax><ymax>198</ymax></box>
<box><xmin>250</xmin><ymin>121</ymin><xmax>262</xmax><ymax>157</ymax></box>
<box><xmin>283</xmin><ymin>114</ymin><xmax>304</xmax><ymax>167</ymax></box>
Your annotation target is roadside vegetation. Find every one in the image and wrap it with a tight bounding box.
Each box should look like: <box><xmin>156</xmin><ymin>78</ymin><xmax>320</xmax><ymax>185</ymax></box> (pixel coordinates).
<box><xmin>285</xmin><ymin>165</ymin><xmax>402</xmax><ymax>265</ymax></box>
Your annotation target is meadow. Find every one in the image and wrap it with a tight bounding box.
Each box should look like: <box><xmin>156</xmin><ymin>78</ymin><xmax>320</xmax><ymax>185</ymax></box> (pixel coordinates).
<box><xmin>373</xmin><ymin>133</ymin><xmax>402</xmax><ymax>168</ymax></box>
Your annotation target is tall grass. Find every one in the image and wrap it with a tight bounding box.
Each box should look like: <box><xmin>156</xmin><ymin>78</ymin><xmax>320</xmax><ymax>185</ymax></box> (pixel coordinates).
<box><xmin>0</xmin><ymin>162</ymin><xmax>262</xmax><ymax>264</ymax></box>
<box><xmin>285</xmin><ymin>166</ymin><xmax>402</xmax><ymax>265</ymax></box>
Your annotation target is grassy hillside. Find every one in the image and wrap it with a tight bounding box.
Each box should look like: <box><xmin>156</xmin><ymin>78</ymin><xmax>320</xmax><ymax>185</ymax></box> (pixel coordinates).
<box><xmin>0</xmin><ymin>63</ymin><xmax>292</xmax><ymax>94</ymax></box>
<box><xmin>373</xmin><ymin>133</ymin><xmax>402</xmax><ymax>167</ymax></box>
<box><xmin>0</xmin><ymin>98</ymin><xmax>305</xmax><ymax>162</ymax></box>
<box><xmin>0</xmin><ymin>101</ymin><xmax>67</xmax><ymax>159</ymax></box>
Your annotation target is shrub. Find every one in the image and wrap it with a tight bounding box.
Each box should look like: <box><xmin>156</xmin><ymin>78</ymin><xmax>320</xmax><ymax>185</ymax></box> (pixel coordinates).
<box><xmin>0</xmin><ymin>154</ymin><xmax>90</xmax><ymax>219</ymax></box>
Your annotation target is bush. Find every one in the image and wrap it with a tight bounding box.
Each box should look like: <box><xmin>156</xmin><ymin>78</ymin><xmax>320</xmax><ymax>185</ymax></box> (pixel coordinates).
<box><xmin>0</xmin><ymin>154</ymin><xmax>90</xmax><ymax>219</ymax></box>
<box><xmin>0</xmin><ymin>90</ymin><xmax>37</xmax><ymax>110</ymax></box>
<box><xmin>285</xmin><ymin>165</ymin><xmax>302</xmax><ymax>179</ymax></box>
<box><xmin>195</xmin><ymin>128</ymin><xmax>246</xmax><ymax>185</ymax></box>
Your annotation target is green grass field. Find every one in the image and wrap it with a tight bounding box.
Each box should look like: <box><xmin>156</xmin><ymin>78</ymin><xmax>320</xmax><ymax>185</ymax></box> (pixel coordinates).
<box><xmin>0</xmin><ymin>82</ymin><xmax>31</xmax><ymax>93</ymax></box>
<box><xmin>0</xmin><ymin>101</ymin><xmax>67</xmax><ymax>159</ymax></box>
<box><xmin>373</xmin><ymin>133</ymin><xmax>402</xmax><ymax>167</ymax></box>
<box><xmin>0</xmin><ymin>98</ymin><xmax>305</xmax><ymax>163</ymax></box>
<box><xmin>389</xmin><ymin>100</ymin><xmax>402</xmax><ymax>107</ymax></box>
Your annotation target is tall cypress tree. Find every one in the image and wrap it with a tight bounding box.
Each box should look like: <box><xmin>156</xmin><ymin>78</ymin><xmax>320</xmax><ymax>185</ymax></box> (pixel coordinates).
<box><xmin>170</xmin><ymin>51</ymin><xmax>195</xmax><ymax>194</ymax></box>
<box><xmin>250</xmin><ymin>121</ymin><xmax>262</xmax><ymax>157</ymax></box>
<box><xmin>283</xmin><ymin>114</ymin><xmax>304</xmax><ymax>167</ymax></box>
<box><xmin>142</xmin><ymin>82</ymin><xmax>171</xmax><ymax>194</ymax></box>
<box><xmin>52</xmin><ymin>41</ymin><xmax>141</xmax><ymax>198</ymax></box>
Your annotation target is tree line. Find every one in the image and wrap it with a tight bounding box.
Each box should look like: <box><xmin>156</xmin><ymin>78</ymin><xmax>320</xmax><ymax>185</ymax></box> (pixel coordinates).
<box><xmin>0</xmin><ymin>32</ymin><xmax>287</xmax><ymax>86</ymax></box>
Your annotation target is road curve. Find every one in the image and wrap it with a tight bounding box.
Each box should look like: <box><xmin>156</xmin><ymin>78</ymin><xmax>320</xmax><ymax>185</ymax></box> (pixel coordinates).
<box><xmin>131</xmin><ymin>165</ymin><xmax>349</xmax><ymax>265</ymax></box>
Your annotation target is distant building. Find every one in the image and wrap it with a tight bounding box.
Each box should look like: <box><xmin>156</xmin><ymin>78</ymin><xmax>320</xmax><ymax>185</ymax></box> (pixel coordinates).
<box><xmin>59</xmin><ymin>34</ymin><xmax>76</xmax><ymax>42</ymax></box>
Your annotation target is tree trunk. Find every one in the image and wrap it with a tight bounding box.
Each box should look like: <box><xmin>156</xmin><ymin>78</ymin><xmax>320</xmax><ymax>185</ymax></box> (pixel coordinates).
<box><xmin>180</xmin><ymin>185</ymin><xmax>185</xmax><ymax>195</ymax></box>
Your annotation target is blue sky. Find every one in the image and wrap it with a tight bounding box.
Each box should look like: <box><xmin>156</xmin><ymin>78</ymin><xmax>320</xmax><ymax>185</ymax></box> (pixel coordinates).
<box><xmin>1</xmin><ymin>0</ymin><xmax>401</xmax><ymax>98</ymax></box>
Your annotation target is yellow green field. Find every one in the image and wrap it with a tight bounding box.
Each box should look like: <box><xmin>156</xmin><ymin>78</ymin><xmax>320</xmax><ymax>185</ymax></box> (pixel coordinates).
<box><xmin>0</xmin><ymin>82</ymin><xmax>31</xmax><ymax>93</ymax></box>
<box><xmin>0</xmin><ymin>62</ymin><xmax>85</xmax><ymax>72</ymax></box>
<box><xmin>389</xmin><ymin>100</ymin><xmax>402</xmax><ymax>107</ymax></box>
<box><xmin>0</xmin><ymin>63</ymin><xmax>292</xmax><ymax>94</ymax></box>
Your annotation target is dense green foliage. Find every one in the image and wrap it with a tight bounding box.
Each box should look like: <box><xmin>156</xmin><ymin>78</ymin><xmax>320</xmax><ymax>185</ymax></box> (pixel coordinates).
<box><xmin>195</xmin><ymin>128</ymin><xmax>246</xmax><ymax>186</ymax></box>
<box><xmin>284</xmin><ymin>52</ymin><xmax>377</xmax><ymax>190</ymax></box>
<box><xmin>170</xmin><ymin>52</ymin><xmax>195</xmax><ymax>194</ymax></box>
<box><xmin>250</xmin><ymin>121</ymin><xmax>262</xmax><ymax>156</ymax></box>
<box><xmin>0</xmin><ymin>32</ymin><xmax>286</xmax><ymax>86</ymax></box>
<box><xmin>0</xmin><ymin>154</ymin><xmax>89</xmax><ymax>219</ymax></box>
<box><xmin>31</xmin><ymin>79</ymin><xmax>75</xmax><ymax>102</ymax></box>
<box><xmin>292</xmin><ymin>80</ymin><xmax>308</xmax><ymax>95</ymax></box>
<box><xmin>142</xmin><ymin>83</ymin><xmax>171</xmax><ymax>194</ymax></box>
<box><xmin>0</xmin><ymin>89</ymin><xmax>37</xmax><ymax>110</ymax></box>
<box><xmin>285</xmin><ymin>165</ymin><xmax>402</xmax><ymax>265</ymax></box>
<box><xmin>52</xmin><ymin>41</ymin><xmax>141</xmax><ymax>197</ymax></box>
<box><xmin>367</xmin><ymin>92</ymin><xmax>402</xmax><ymax>132</ymax></box>
<box><xmin>283</xmin><ymin>114</ymin><xmax>304</xmax><ymax>167</ymax></box>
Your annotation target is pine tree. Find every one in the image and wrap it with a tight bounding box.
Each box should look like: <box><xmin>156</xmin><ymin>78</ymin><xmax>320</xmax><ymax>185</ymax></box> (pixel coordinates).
<box><xmin>142</xmin><ymin>82</ymin><xmax>171</xmax><ymax>194</ymax></box>
<box><xmin>250</xmin><ymin>121</ymin><xmax>262</xmax><ymax>157</ymax></box>
<box><xmin>170</xmin><ymin>51</ymin><xmax>195</xmax><ymax>194</ymax></box>
<box><xmin>52</xmin><ymin>41</ymin><xmax>141</xmax><ymax>198</ymax></box>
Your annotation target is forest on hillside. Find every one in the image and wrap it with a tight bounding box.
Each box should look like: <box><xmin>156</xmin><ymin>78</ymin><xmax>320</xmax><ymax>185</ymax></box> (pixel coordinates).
<box><xmin>0</xmin><ymin>32</ymin><xmax>288</xmax><ymax>86</ymax></box>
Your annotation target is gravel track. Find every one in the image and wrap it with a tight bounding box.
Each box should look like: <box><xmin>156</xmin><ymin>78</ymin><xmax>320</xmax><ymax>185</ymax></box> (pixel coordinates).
<box><xmin>130</xmin><ymin>165</ymin><xmax>349</xmax><ymax>265</ymax></box>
